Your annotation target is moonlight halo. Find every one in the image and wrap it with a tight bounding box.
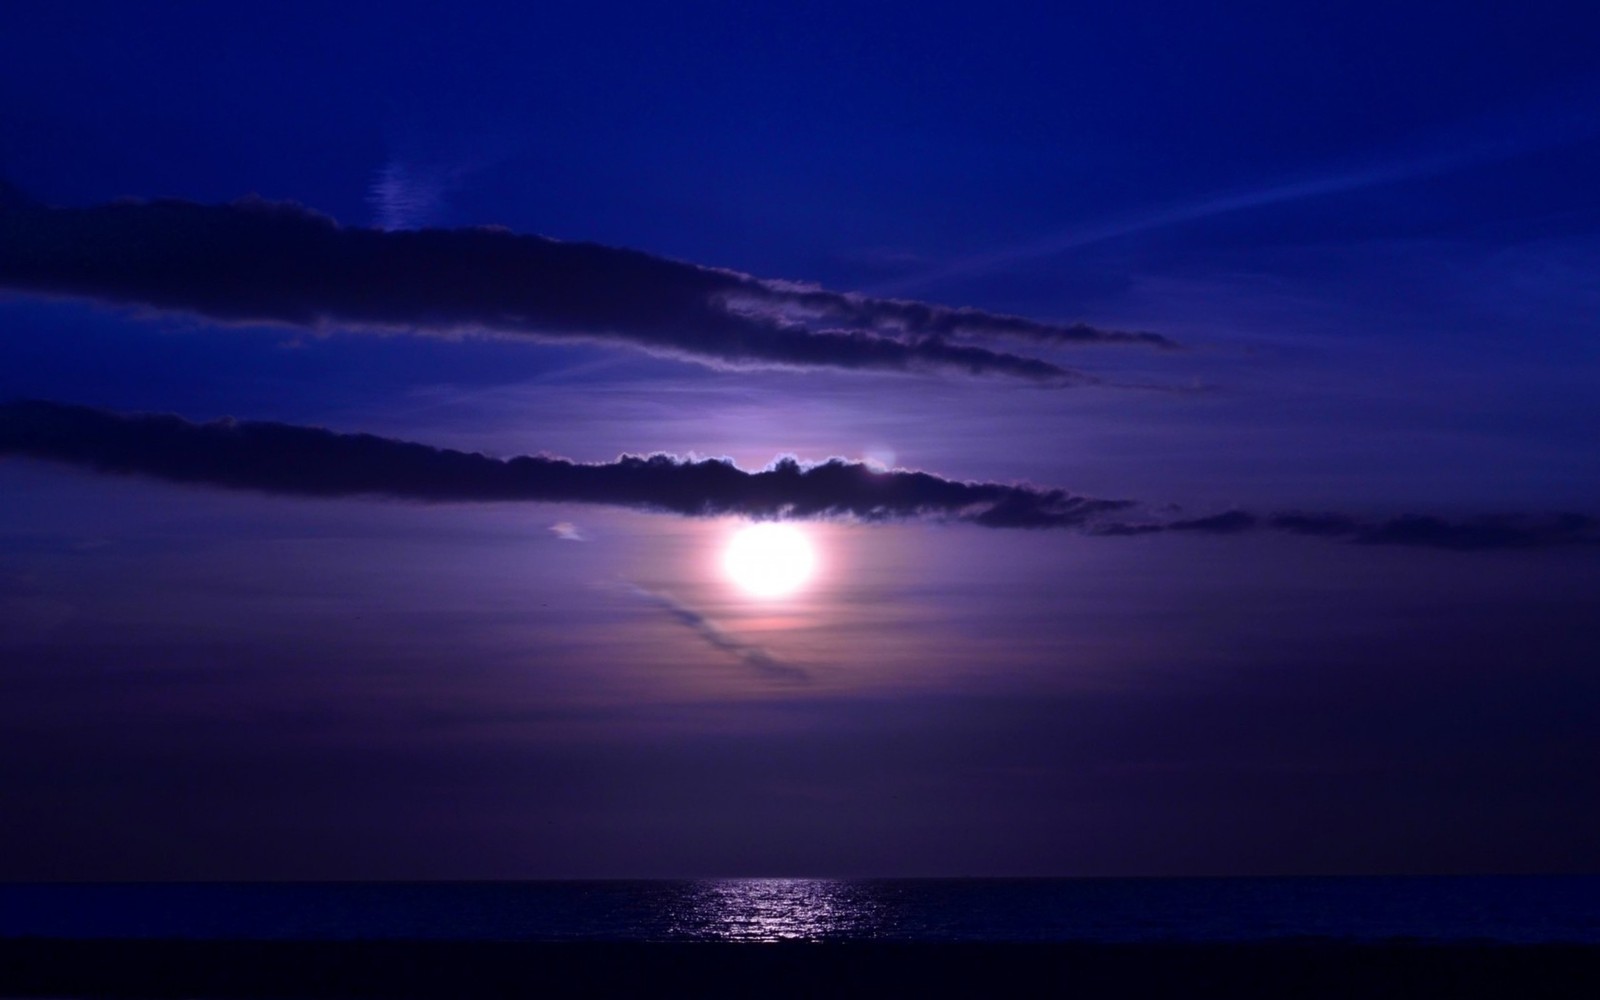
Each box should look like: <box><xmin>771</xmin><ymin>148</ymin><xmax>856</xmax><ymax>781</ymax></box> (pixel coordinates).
<box><xmin>722</xmin><ymin>522</ymin><xmax>817</xmax><ymax>599</ymax></box>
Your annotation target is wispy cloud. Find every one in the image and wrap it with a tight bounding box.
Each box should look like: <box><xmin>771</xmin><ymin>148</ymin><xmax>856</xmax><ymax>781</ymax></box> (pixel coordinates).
<box><xmin>878</xmin><ymin>83</ymin><xmax>1600</xmax><ymax>295</ymax></box>
<box><xmin>0</xmin><ymin>192</ymin><xmax>1170</xmax><ymax>383</ymax></box>
<box><xmin>626</xmin><ymin>584</ymin><xmax>807</xmax><ymax>682</ymax></box>
<box><xmin>3</xmin><ymin>401</ymin><xmax>1594</xmax><ymax>551</ymax></box>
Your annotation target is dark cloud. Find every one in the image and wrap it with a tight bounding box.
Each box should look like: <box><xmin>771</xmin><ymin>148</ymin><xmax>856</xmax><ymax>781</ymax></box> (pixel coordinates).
<box><xmin>0</xmin><ymin>400</ymin><xmax>1129</xmax><ymax>528</ymax></box>
<box><xmin>1265</xmin><ymin>512</ymin><xmax>1363</xmax><ymax>537</ymax></box>
<box><xmin>1101</xmin><ymin>509</ymin><xmax>1600</xmax><ymax>550</ymax></box>
<box><xmin>626</xmin><ymin>584</ymin><xmax>807</xmax><ymax>682</ymax></box>
<box><xmin>1089</xmin><ymin>512</ymin><xmax>1264</xmax><ymax>538</ymax></box>
<box><xmin>0</xmin><ymin>193</ymin><xmax>1170</xmax><ymax>381</ymax></box>
<box><xmin>734</xmin><ymin>280</ymin><xmax>1178</xmax><ymax>349</ymax></box>
<box><xmin>0</xmin><ymin>179</ymin><xmax>32</xmax><ymax>210</ymax></box>
<box><xmin>1267</xmin><ymin>510</ymin><xmax>1600</xmax><ymax>549</ymax></box>
<box><xmin>1351</xmin><ymin>512</ymin><xmax>1600</xmax><ymax>551</ymax></box>
<box><xmin>1172</xmin><ymin>510</ymin><xmax>1258</xmax><ymax>534</ymax></box>
<box><xmin>4</xmin><ymin>400</ymin><xmax>1594</xmax><ymax>551</ymax></box>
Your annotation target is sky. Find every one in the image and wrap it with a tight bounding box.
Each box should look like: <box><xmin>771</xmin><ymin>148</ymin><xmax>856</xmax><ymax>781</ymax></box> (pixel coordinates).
<box><xmin>1</xmin><ymin>1</ymin><xmax>1598</xmax><ymax>879</ymax></box>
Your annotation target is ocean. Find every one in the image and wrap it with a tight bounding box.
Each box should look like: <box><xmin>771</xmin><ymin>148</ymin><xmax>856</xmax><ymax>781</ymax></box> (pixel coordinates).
<box><xmin>3</xmin><ymin>876</ymin><xmax>1598</xmax><ymax>944</ymax></box>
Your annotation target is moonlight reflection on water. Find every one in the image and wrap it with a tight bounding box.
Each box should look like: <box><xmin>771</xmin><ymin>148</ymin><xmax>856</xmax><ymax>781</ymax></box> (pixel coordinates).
<box><xmin>1</xmin><ymin>880</ymin><xmax>1598</xmax><ymax>942</ymax></box>
<box><xmin>668</xmin><ymin>879</ymin><xmax>895</xmax><ymax>942</ymax></box>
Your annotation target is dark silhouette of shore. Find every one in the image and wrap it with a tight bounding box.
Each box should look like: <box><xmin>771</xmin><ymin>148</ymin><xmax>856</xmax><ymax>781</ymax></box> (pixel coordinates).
<box><xmin>3</xmin><ymin>938</ymin><xmax>1600</xmax><ymax>998</ymax></box>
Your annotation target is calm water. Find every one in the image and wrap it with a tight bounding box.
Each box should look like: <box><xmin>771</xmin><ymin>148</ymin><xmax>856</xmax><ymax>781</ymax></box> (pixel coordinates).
<box><xmin>2</xmin><ymin>878</ymin><xmax>1598</xmax><ymax>944</ymax></box>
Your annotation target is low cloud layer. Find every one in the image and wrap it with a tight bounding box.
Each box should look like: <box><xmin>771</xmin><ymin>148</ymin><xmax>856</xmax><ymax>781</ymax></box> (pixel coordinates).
<box><xmin>1097</xmin><ymin>509</ymin><xmax>1600</xmax><ymax>551</ymax></box>
<box><xmin>0</xmin><ymin>192</ymin><xmax>1169</xmax><ymax>381</ymax></box>
<box><xmin>3</xmin><ymin>400</ymin><xmax>1594</xmax><ymax>551</ymax></box>
<box><xmin>0</xmin><ymin>401</ymin><xmax>1127</xmax><ymax>528</ymax></box>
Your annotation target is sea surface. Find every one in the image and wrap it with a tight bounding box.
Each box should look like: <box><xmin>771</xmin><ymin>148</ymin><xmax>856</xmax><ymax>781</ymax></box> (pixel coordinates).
<box><xmin>2</xmin><ymin>877</ymin><xmax>1597</xmax><ymax>944</ymax></box>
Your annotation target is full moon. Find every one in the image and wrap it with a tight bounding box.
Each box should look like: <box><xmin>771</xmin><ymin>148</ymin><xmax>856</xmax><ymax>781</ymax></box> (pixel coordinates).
<box><xmin>723</xmin><ymin>522</ymin><xmax>816</xmax><ymax>598</ymax></box>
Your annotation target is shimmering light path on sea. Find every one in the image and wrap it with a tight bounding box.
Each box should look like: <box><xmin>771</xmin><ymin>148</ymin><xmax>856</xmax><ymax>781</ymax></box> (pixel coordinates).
<box><xmin>664</xmin><ymin>879</ymin><xmax>893</xmax><ymax>941</ymax></box>
<box><xmin>2</xmin><ymin>877</ymin><xmax>1599</xmax><ymax>944</ymax></box>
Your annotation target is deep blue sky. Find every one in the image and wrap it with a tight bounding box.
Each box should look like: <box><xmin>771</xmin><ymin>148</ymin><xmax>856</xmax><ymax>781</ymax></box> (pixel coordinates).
<box><xmin>1</xmin><ymin>1</ymin><xmax>1597</xmax><ymax>878</ymax></box>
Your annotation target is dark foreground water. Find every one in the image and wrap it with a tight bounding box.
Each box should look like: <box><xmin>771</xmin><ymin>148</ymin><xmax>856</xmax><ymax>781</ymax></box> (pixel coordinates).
<box><xmin>3</xmin><ymin>876</ymin><xmax>1598</xmax><ymax>943</ymax></box>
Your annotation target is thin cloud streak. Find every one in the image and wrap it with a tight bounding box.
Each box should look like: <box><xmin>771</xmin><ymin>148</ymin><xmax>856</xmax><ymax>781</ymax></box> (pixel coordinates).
<box><xmin>878</xmin><ymin>84</ymin><xmax>1600</xmax><ymax>295</ymax></box>
<box><xmin>876</xmin><ymin>169</ymin><xmax>1430</xmax><ymax>296</ymax></box>
<box><xmin>1095</xmin><ymin>509</ymin><xmax>1600</xmax><ymax>552</ymax></box>
<box><xmin>626</xmin><ymin>584</ymin><xmax>808</xmax><ymax>682</ymax></box>
<box><xmin>0</xmin><ymin>192</ymin><xmax>1170</xmax><ymax>382</ymax></box>
<box><xmin>2</xmin><ymin>400</ymin><xmax>1594</xmax><ymax>551</ymax></box>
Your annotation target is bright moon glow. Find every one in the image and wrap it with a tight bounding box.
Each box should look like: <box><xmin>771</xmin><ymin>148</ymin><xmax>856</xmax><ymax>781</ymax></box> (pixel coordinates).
<box><xmin>723</xmin><ymin>522</ymin><xmax>816</xmax><ymax>598</ymax></box>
